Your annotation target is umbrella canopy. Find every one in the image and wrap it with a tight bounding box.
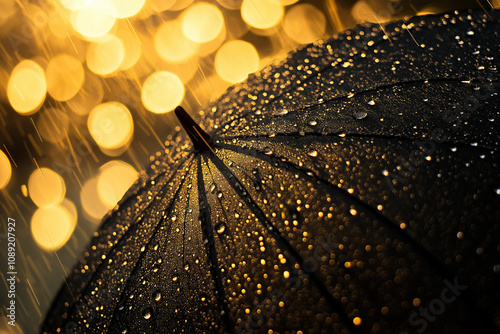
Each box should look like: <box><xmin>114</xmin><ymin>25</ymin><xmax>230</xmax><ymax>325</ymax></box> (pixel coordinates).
<box><xmin>42</xmin><ymin>9</ymin><xmax>500</xmax><ymax>334</ymax></box>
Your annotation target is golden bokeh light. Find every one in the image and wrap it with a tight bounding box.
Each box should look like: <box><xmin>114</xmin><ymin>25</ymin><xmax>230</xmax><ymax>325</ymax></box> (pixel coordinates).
<box><xmin>141</xmin><ymin>71</ymin><xmax>184</xmax><ymax>113</ymax></box>
<box><xmin>66</xmin><ymin>72</ymin><xmax>104</xmax><ymax>116</ymax></box>
<box><xmin>0</xmin><ymin>150</ymin><xmax>12</xmax><ymax>189</ymax></box>
<box><xmin>72</xmin><ymin>6</ymin><xmax>116</xmax><ymax>39</ymax></box>
<box><xmin>37</xmin><ymin>108</ymin><xmax>70</xmax><ymax>143</ymax></box>
<box><xmin>170</xmin><ymin>0</ymin><xmax>195</xmax><ymax>11</ymax></box>
<box><xmin>283</xmin><ymin>4</ymin><xmax>326</xmax><ymax>44</ymax></box>
<box><xmin>60</xmin><ymin>198</ymin><xmax>78</xmax><ymax>227</ymax></box>
<box><xmin>31</xmin><ymin>205</ymin><xmax>76</xmax><ymax>251</ymax></box>
<box><xmin>104</xmin><ymin>0</ymin><xmax>146</xmax><ymax>18</ymax></box>
<box><xmin>87</xmin><ymin>102</ymin><xmax>134</xmax><ymax>150</ymax></box>
<box><xmin>215</xmin><ymin>40</ymin><xmax>259</xmax><ymax>83</ymax></box>
<box><xmin>196</xmin><ymin>25</ymin><xmax>226</xmax><ymax>57</ymax></box>
<box><xmin>46</xmin><ymin>54</ymin><xmax>85</xmax><ymax>101</ymax></box>
<box><xmin>80</xmin><ymin>177</ymin><xmax>110</xmax><ymax>220</ymax></box>
<box><xmin>116</xmin><ymin>27</ymin><xmax>142</xmax><ymax>70</ymax></box>
<box><xmin>181</xmin><ymin>3</ymin><xmax>224</xmax><ymax>43</ymax></box>
<box><xmin>268</xmin><ymin>0</ymin><xmax>298</xmax><ymax>6</ymax></box>
<box><xmin>7</xmin><ymin>60</ymin><xmax>47</xmax><ymax>115</ymax></box>
<box><xmin>216</xmin><ymin>0</ymin><xmax>243</xmax><ymax>10</ymax></box>
<box><xmin>21</xmin><ymin>184</ymin><xmax>28</xmax><ymax>197</ymax></box>
<box><xmin>60</xmin><ymin>0</ymin><xmax>86</xmax><ymax>11</ymax></box>
<box><xmin>155</xmin><ymin>20</ymin><xmax>199</xmax><ymax>64</ymax></box>
<box><xmin>241</xmin><ymin>0</ymin><xmax>284</xmax><ymax>29</ymax></box>
<box><xmin>97</xmin><ymin>160</ymin><xmax>138</xmax><ymax>209</ymax></box>
<box><xmin>86</xmin><ymin>35</ymin><xmax>125</xmax><ymax>76</ymax></box>
<box><xmin>28</xmin><ymin>168</ymin><xmax>66</xmax><ymax>208</ymax></box>
<box><xmin>147</xmin><ymin>0</ymin><xmax>177</xmax><ymax>12</ymax></box>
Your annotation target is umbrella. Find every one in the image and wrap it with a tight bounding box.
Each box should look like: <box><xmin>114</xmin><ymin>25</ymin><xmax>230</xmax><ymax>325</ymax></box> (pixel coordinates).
<box><xmin>41</xmin><ymin>9</ymin><xmax>500</xmax><ymax>334</ymax></box>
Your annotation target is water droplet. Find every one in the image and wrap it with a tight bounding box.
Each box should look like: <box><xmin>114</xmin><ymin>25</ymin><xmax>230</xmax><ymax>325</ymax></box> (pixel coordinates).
<box><xmin>172</xmin><ymin>275</ymin><xmax>178</xmax><ymax>282</ymax></box>
<box><xmin>467</xmin><ymin>30</ymin><xmax>474</xmax><ymax>35</ymax></box>
<box><xmin>217</xmin><ymin>191</ymin><xmax>223</xmax><ymax>199</ymax></box>
<box><xmin>210</xmin><ymin>183</ymin><xmax>216</xmax><ymax>193</ymax></box>
<box><xmin>275</xmin><ymin>109</ymin><xmax>288</xmax><ymax>116</ymax></box>
<box><xmin>122</xmin><ymin>328</ymin><xmax>128</xmax><ymax>334</ymax></box>
<box><xmin>215</xmin><ymin>222</ymin><xmax>226</xmax><ymax>234</ymax></box>
<box><xmin>142</xmin><ymin>307</ymin><xmax>152</xmax><ymax>319</ymax></box>
<box><xmin>347</xmin><ymin>93</ymin><xmax>355</xmax><ymax>98</ymax></box>
<box><xmin>317</xmin><ymin>98</ymin><xmax>324</xmax><ymax>103</ymax></box>
<box><xmin>495</xmin><ymin>189</ymin><xmax>500</xmax><ymax>195</ymax></box>
<box><xmin>367</xmin><ymin>100</ymin><xmax>375</xmax><ymax>105</ymax></box>
<box><xmin>308</xmin><ymin>120</ymin><xmax>317</xmax><ymax>126</ymax></box>
<box><xmin>307</xmin><ymin>150</ymin><xmax>318</xmax><ymax>157</ymax></box>
<box><xmin>153</xmin><ymin>291</ymin><xmax>161</xmax><ymax>302</ymax></box>
<box><xmin>353</xmin><ymin>111</ymin><xmax>367</xmax><ymax>120</ymax></box>
<box><xmin>264</xmin><ymin>147</ymin><xmax>273</xmax><ymax>155</ymax></box>
<box><xmin>450</xmin><ymin>147</ymin><xmax>457</xmax><ymax>152</ymax></box>
<box><xmin>184</xmin><ymin>263</ymin><xmax>190</xmax><ymax>271</ymax></box>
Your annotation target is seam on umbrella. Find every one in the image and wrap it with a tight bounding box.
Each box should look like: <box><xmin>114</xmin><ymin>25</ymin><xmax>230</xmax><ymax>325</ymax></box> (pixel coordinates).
<box><xmin>218</xmin><ymin>133</ymin><xmax>500</xmax><ymax>151</ymax></box>
<box><xmin>205</xmin><ymin>151</ymin><xmax>363</xmax><ymax>334</ymax></box>
<box><xmin>197</xmin><ymin>155</ymin><xmax>234</xmax><ymax>333</ymax></box>
<box><xmin>216</xmin><ymin>77</ymin><xmax>499</xmax><ymax>138</ymax></box>
<box><xmin>217</xmin><ymin>143</ymin><xmax>498</xmax><ymax>330</ymax></box>
<box><xmin>107</xmin><ymin>157</ymin><xmax>194</xmax><ymax>332</ymax></box>
<box><xmin>66</xmin><ymin>155</ymin><xmax>193</xmax><ymax>330</ymax></box>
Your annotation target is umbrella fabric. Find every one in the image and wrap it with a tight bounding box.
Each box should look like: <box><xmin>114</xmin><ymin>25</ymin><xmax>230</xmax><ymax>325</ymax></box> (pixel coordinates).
<box><xmin>42</xmin><ymin>9</ymin><xmax>500</xmax><ymax>334</ymax></box>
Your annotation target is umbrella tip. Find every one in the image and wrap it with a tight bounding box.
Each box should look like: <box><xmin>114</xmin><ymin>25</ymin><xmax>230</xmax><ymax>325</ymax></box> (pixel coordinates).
<box><xmin>174</xmin><ymin>106</ymin><xmax>214</xmax><ymax>153</ymax></box>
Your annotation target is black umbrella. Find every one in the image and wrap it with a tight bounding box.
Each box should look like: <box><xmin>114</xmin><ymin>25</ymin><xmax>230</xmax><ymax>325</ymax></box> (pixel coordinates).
<box><xmin>42</xmin><ymin>9</ymin><xmax>499</xmax><ymax>334</ymax></box>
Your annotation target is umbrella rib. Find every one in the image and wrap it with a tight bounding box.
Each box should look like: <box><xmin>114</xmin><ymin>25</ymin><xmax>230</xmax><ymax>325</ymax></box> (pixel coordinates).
<box><xmin>66</xmin><ymin>155</ymin><xmax>194</xmax><ymax>327</ymax></box>
<box><xmin>196</xmin><ymin>155</ymin><xmax>234</xmax><ymax>332</ymax></box>
<box><xmin>108</xmin><ymin>158</ymin><xmax>195</xmax><ymax>330</ymax></box>
<box><xmin>217</xmin><ymin>143</ymin><xmax>498</xmax><ymax>329</ymax></box>
<box><xmin>206</xmin><ymin>152</ymin><xmax>363</xmax><ymax>334</ymax></box>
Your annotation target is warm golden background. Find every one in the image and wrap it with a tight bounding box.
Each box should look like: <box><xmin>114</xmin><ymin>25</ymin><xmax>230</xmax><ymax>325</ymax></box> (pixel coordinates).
<box><xmin>0</xmin><ymin>0</ymin><xmax>498</xmax><ymax>332</ymax></box>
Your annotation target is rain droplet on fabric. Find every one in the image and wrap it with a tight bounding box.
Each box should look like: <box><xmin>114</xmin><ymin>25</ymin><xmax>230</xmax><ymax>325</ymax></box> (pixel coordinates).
<box><xmin>307</xmin><ymin>150</ymin><xmax>318</xmax><ymax>157</ymax></box>
<box><xmin>142</xmin><ymin>307</ymin><xmax>152</xmax><ymax>320</ymax></box>
<box><xmin>353</xmin><ymin>111</ymin><xmax>368</xmax><ymax>120</ymax></box>
<box><xmin>153</xmin><ymin>291</ymin><xmax>161</xmax><ymax>302</ymax></box>
<box><xmin>275</xmin><ymin>109</ymin><xmax>289</xmax><ymax>116</ymax></box>
<box><xmin>215</xmin><ymin>222</ymin><xmax>226</xmax><ymax>234</ymax></box>
<box><xmin>308</xmin><ymin>120</ymin><xmax>317</xmax><ymax>126</ymax></box>
<box><xmin>264</xmin><ymin>147</ymin><xmax>273</xmax><ymax>155</ymax></box>
<box><xmin>367</xmin><ymin>100</ymin><xmax>375</xmax><ymax>105</ymax></box>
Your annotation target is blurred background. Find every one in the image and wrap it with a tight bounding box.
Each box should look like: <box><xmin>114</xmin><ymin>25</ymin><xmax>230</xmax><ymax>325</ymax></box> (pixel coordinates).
<box><xmin>0</xmin><ymin>0</ymin><xmax>498</xmax><ymax>332</ymax></box>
